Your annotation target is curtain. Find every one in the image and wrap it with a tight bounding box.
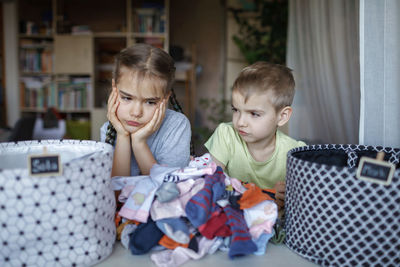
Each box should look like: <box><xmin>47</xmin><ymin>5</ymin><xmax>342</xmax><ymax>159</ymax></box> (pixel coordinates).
<box><xmin>286</xmin><ymin>0</ymin><xmax>360</xmax><ymax>144</ymax></box>
<box><xmin>359</xmin><ymin>0</ymin><xmax>400</xmax><ymax>147</ymax></box>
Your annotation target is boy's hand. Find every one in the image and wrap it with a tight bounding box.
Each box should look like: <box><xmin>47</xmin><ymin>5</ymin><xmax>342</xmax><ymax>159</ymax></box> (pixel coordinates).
<box><xmin>131</xmin><ymin>98</ymin><xmax>167</xmax><ymax>145</ymax></box>
<box><xmin>107</xmin><ymin>86</ymin><xmax>129</xmax><ymax>136</ymax></box>
<box><xmin>273</xmin><ymin>181</ymin><xmax>286</xmax><ymax>210</ymax></box>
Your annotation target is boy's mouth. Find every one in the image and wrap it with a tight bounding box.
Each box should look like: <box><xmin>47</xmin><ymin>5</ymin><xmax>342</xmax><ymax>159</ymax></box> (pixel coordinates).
<box><xmin>238</xmin><ymin>130</ymin><xmax>248</xmax><ymax>136</ymax></box>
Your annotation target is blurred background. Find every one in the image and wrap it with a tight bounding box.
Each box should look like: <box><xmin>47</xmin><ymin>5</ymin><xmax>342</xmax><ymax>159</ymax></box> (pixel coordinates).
<box><xmin>0</xmin><ymin>0</ymin><xmax>399</xmax><ymax>153</ymax></box>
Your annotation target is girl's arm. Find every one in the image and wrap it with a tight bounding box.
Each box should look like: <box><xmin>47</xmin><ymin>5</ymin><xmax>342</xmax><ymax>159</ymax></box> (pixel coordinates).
<box><xmin>107</xmin><ymin>86</ymin><xmax>132</xmax><ymax>177</ymax></box>
<box><xmin>111</xmin><ymin>133</ymin><xmax>131</xmax><ymax>177</ymax></box>
<box><xmin>131</xmin><ymin>99</ymin><xmax>167</xmax><ymax>175</ymax></box>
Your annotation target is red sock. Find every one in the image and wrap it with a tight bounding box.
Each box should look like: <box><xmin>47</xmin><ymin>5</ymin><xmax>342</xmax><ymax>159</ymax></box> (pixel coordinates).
<box><xmin>198</xmin><ymin>211</ymin><xmax>232</xmax><ymax>239</ymax></box>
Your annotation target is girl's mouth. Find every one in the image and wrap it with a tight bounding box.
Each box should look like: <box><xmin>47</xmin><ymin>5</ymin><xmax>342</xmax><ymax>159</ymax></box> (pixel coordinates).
<box><xmin>127</xmin><ymin>121</ymin><xmax>141</xmax><ymax>127</ymax></box>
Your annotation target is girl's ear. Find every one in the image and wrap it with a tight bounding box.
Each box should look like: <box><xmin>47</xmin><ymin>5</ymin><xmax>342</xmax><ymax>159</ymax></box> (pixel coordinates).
<box><xmin>277</xmin><ymin>106</ymin><xmax>292</xmax><ymax>127</ymax></box>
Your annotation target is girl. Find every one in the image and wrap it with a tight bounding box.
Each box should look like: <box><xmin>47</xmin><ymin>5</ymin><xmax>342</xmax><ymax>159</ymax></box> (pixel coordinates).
<box><xmin>101</xmin><ymin>44</ymin><xmax>191</xmax><ymax>176</ymax></box>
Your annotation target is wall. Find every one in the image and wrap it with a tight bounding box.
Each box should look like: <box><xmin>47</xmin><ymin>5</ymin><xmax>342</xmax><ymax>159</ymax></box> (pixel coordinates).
<box><xmin>170</xmin><ymin>0</ymin><xmax>225</xmax><ymax>127</ymax></box>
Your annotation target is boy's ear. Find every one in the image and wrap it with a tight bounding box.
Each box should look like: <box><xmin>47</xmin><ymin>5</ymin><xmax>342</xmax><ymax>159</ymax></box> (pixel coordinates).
<box><xmin>277</xmin><ymin>106</ymin><xmax>292</xmax><ymax>127</ymax></box>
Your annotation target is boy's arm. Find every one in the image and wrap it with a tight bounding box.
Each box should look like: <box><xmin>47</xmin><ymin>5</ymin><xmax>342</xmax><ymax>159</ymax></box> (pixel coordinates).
<box><xmin>273</xmin><ymin>181</ymin><xmax>285</xmax><ymax>210</ymax></box>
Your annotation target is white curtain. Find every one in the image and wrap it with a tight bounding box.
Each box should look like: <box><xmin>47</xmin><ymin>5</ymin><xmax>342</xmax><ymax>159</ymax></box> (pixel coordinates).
<box><xmin>359</xmin><ymin>0</ymin><xmax>400</xmax><ymax>148</ymax></box>
<box><xmin>287</xmin><ymin>0</ymin><xmax>360</xmax><ymax>144</ymax></box>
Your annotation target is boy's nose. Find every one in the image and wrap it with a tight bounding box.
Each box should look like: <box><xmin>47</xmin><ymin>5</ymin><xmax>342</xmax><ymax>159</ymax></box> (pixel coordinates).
<box><xmin>237</xmin><ymin>114</ymin><xmax>247</xmax><ymax>127</ymax></box>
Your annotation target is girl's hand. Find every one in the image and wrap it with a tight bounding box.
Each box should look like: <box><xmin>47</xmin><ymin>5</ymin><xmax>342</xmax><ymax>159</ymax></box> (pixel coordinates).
<box><xmin>107</xmin><ymin>86</ymin><xmax>129</xmax><ymax>136</ymax></box>
<box><xmin>273</xmin><ymin>181</ymin><xmax>286</xmax><ymax>210</ymax></box>
<box><xmin>131</xmin><ymin>98</ymin><xmax>167</xmax><ymax>145</ymax></box>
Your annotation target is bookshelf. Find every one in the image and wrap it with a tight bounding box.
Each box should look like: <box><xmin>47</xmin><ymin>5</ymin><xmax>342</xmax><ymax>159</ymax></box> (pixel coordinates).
<box><xmin>17</xmin><ymin>0</ymin><xmax>170</xmax><ymax>140</ymax></box>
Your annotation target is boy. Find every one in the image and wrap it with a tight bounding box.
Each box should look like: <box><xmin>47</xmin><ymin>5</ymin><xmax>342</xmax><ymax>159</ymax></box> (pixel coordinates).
<box><xmin>205</xmin><ymin>62</ymin><xmax>306</xmax><ymax>209</ymax></box>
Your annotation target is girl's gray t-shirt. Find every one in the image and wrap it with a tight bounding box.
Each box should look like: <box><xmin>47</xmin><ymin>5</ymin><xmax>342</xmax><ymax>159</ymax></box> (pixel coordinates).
<box><xmin>100</xmin><ymin>109</ymin><xmax>191</xmax><ymax>176</ymax></box>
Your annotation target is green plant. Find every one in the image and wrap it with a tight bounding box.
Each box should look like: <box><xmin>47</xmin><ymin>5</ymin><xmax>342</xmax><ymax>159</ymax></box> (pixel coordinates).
<box><xmin>192</xmin><ymin>98</ymin><xmax>231</xmax><ymax>154</ymax></box>
<box><xmin>229</xmin><ymin>0</ymin><xmax>289</xmax><ymax>64</ymax></box>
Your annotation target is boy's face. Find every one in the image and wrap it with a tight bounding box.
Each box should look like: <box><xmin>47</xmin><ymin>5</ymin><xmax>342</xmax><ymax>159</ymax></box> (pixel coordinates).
<box><xmin>115</xmin><ymin>68</ymin><xmax>165</xmax><ymax>133</ymax></box>
<box><xmin>231</xmin><ymin>90</ymin><xmax>281</xmax><ymax>145</ymax></box>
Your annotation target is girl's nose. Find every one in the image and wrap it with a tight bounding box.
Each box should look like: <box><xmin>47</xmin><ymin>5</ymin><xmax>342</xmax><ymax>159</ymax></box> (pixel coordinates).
<box><xmin>129</xmin><ymin>101</ymin><xmax>143</xmax><ymax>118</ymax></box>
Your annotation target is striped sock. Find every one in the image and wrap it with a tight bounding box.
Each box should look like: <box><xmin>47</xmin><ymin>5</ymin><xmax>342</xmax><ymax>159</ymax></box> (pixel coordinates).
<box><xmin>185</xmin><ymin>167</ymin><xmax>225</xmax><ymax>228</ymax></box>
<box><xmin>223</xmin><ymin>205</ymin><xmax>257</xmax><ymax>259</ymax></box>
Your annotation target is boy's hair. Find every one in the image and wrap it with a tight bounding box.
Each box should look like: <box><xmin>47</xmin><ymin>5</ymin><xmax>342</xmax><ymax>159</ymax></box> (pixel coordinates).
<box><xmin>233</xmin><ymin>61</ymin><xmax>295</xmax><ymax>111</ymax></box>
<box><xmin>113</xmin><ymin>43</ymin><xmax>176</xmax><ymax>94</ymax></box>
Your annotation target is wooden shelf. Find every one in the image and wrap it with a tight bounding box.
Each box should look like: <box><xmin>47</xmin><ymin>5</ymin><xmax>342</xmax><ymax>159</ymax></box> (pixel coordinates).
<box><xmin>17</xmin><ymin>0</ymin><xmax>170</xmax><ymax>139</ymax></box>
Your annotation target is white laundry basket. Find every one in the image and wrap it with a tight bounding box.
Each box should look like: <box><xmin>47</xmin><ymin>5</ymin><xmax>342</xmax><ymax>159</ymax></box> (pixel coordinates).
<box><xmin>0</xmin><ymin>140</ymin><xmax>116</xmax><ymax>267</ymax></box>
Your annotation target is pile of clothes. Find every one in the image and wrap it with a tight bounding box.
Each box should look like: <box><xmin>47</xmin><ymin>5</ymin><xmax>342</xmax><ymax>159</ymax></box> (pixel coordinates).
<box><xmin>112</xmin><ymin>154</ymin><xmax>278</xmax><ymax>267</ymax></box>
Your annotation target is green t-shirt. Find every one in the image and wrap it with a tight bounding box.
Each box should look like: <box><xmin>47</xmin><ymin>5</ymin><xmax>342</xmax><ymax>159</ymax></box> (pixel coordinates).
<box><xmin>205</xmin><ymin>122</ymin><xmax>306</xmax><ymax>189</ymax></box>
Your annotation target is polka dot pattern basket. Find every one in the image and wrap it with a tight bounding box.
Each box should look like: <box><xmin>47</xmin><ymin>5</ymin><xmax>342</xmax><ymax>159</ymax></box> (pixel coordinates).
<box><xmin>284</xmin><ymin>144</ymin><xmax>400</xmax><ymax>267</ymax></box>
<box><xmin>0</xmin><ymin>140</ymin><xmax>116</xmax><ymax>267</ymax></box>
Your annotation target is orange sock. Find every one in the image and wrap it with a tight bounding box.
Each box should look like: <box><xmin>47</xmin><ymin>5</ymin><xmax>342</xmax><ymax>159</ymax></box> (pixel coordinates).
<box><xmin>159</xmin><ymin>234</ymin><xmax>193</xmax><ymax>250</ymax></box>
<box><xmin>237</xmin><ymin>183</ymin><xmax>276</xmax><ymax>209</ymax></box>
<box><xmin>116</xmin><ymin>220</ymin><xmax>140</xmax><ymax>240</ymax></box>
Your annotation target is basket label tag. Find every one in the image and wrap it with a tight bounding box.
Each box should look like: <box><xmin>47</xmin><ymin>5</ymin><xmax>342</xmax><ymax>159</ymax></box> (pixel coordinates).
<box><xmin>28</xmin><ymin>154</ymin><xmax>62</xmax><ymax>176</ymax></box>
<box><xmin>356</xmin><ymin>156</ymin><xmax>395</xmax><ymax>185</ymax></box>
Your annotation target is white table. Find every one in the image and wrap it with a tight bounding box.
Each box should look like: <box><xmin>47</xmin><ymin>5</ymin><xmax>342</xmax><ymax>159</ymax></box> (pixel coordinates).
<box><xmin>95</xmin><ymin>241</ymin><xmax>319</xmax><ymax>267</ymax></box>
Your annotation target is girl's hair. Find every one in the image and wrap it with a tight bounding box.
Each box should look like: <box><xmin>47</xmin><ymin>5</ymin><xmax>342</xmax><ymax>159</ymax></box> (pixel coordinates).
<box><xmin>105</xmin><ymin>44</ymin><xmax>195</xmax><ymax>155</ymax></box>
<box><xmin>113</xmin><ymin>43</ymin><xmax>175</xmax><ymax>94</ymax></box>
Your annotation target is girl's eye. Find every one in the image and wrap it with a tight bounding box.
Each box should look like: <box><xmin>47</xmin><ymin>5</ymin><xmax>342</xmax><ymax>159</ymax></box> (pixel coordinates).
<box><xmin>146</xmin><ymin>100</ymin><xmax>158</xmax><ymax>105</ymax></box>
<box><xmin>120</xmin><ymin>96</ymin><xmax>131</xmax><ymax>101</ymax></box>
<box><xmin>251</xmin><ymin>112</ymin><xmax>260</xmax><ymax>117</ymax></box>
<box><xmin>231</xmin><ymin>107</ymin><xmax>238</xmax><ymax>112</ymax></box>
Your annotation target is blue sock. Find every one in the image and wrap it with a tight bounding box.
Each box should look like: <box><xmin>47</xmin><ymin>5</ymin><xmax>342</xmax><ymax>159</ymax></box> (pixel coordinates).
<box><xmin>253</xmin><ymin>232</ymin><xmax>274</xmax><ymax>255</ymax></box>
<box><xmin>129</xmin><ymin>218</ymin><xmax>164</xmax><ymax>255</ymax></box>
<box><xmin>185</xmin><ymin>167</ymin><xmax>225</xmax><ymax>228</ymax></box>
<box><xmin>155</xmin><ymin>217</ymin><xmax>190</xmax><ymax>244</ymax></box>
<box><xmin>223</xmin><ymin>205</ymin><xmax>257</xmax><ymax>259</ymax></box>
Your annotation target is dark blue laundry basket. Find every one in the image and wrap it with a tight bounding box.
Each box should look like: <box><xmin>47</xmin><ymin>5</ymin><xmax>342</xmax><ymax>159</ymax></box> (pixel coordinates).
<box><xmin>284</xmin><ymin>144</ymin><xmax>400</xmax><ymax>267</ymax></box>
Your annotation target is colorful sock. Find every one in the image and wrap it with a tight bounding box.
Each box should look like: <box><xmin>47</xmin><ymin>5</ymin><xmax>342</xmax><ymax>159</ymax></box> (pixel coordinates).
<box><xmin>244</xmin><ymin>200</ymin><xmax>278</xmax><ymax>239</ymax></box>
<box><xmin>185</xmin><ymin>167</ymin><xmax>226</xmax><ymax>228</ymax></box>
<box><xmin>238</xmin><ymin>183</ymin><xmax>275</xmax><ymax>209</ymax></box>
<box><xmin>156</xmin><ymin>217</ymin><xmax>190</xmax><ymax>244</ymax></box>
<box><xmin>253</xmin><ymin>232</ymin><xmax>274</xmax><ymax>255</ymax></box>
<box><xmin>223</xmin><ymin>205</ymin><xmax>257</xmax><ymax>259</ymax></box>
<box><xmin>188</xmin><ymin>235</ymin><xmax>199</xmax><ymax>252</ymax></box>
<box><xmin>129</xmin><ymin>218</ymin><xmax>164</xmax><ymax>255</ymax></box>
<box><xmin>198</xmin><ymin>211</ymin><xmax>232</xmax><ymax>239</ymax></box>
<box><xmin>155</xmin><ymin>182</ymin><xmax>180</xmax><ymax>203</ymax></box>
<box><xmin>121</xmin><ymin>223</ymin><xmax>138</xmax><ymax>249</ymax></box>
<box><xmin>159</xmin><ymin>234</ymin><xmax>191</xmax><ymax>250</ymax></box>
<box><xmin>188</xmin><ymin>153</ymin><xmax>213</xmax><ymax>168</ymax></box>
<box><xmin>164</xmin><ymin>163</ymin><xmax>217</xmax><ymax>182</ymax></box>
<box><xmin>150</xmin><ymin>178</ymin><xmax>205</xmax><ymax>221</ymax></box>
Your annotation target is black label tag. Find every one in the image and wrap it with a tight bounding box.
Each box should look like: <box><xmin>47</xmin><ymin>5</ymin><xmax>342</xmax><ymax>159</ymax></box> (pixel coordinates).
<box><xmin>356</xmin><ymin>157</ymin><xmax>395</xmax><ymax>185</ymax></box>
<box><xmin>28</xmin><ymin>154</ymin><xmax>62</xmax><ymax>176</ymax></box>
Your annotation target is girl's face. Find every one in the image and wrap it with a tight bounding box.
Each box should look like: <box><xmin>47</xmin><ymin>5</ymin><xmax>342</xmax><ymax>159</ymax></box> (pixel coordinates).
<box><xmin>116</xmin><ymin>68</ymin><xmax>165</xmax><ymax>133</ymax></box>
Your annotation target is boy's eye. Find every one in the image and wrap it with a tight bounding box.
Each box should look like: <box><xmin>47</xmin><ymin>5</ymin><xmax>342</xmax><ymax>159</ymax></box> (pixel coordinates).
<box><xmin>231</xmin><ymin>107</ymin><xmax>238</xmax><ymax>112</ymax></box>
<box><xmin>121</xmin><ymin>96</ymin><xmax>131</xmax><ymax>101</ymax></box>
<box><xmin>251</xmin><ymin>112</ymin><xmax>260</xmax><ymax>117</ymax></box>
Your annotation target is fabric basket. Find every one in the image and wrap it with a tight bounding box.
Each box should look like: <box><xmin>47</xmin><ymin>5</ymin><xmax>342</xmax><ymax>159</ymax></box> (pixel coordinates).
<box><xmin>284</xmin><ymin>144</ymin><xmax>400</xmax><ymax>267</ymax></box>
<box><xmin>0</xmin><ymin>140</ymin><xmax>116</xmax><ymax>267</ymax></box>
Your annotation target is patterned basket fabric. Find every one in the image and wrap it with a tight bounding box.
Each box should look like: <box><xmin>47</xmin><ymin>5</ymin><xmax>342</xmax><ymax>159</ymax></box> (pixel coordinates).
<box><xmin>284</xmin><ymin>144</ymin><xmax>400</xmax><ymax>267</ymax></box>
<box><xmin>0</xmin><ymin>140</ymin><xmax>116</xmax><ymax>267</ymax></box>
